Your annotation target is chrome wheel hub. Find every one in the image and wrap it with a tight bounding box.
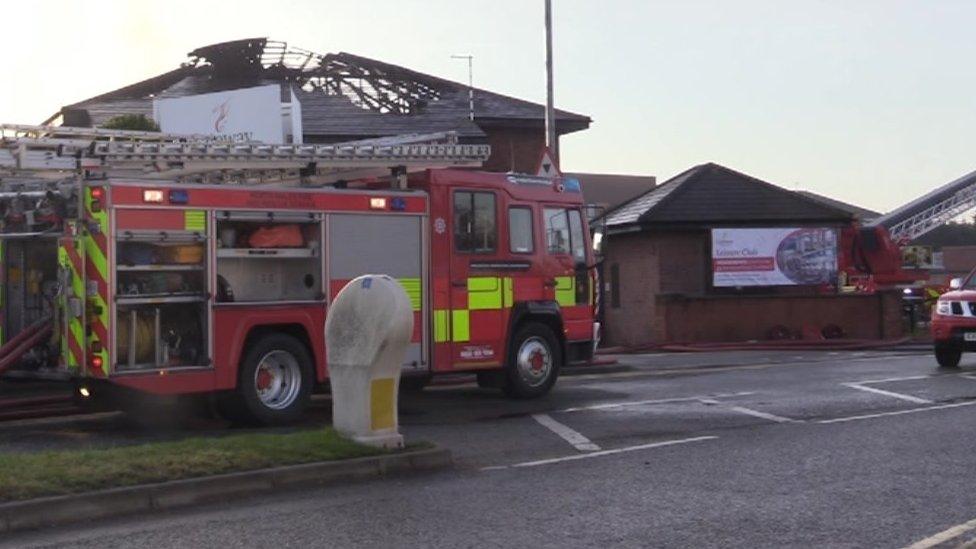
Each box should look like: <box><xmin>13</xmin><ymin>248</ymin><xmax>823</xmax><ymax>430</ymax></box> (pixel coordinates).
<box><xmin>516</xmin><ymin>336</ymin><xmax>552</xmax><ymax>388</ymax></box>
<box><xmin>254</xmin><ymin>350</ymin><xmax>302</xmax><ymax>410</ymax></box>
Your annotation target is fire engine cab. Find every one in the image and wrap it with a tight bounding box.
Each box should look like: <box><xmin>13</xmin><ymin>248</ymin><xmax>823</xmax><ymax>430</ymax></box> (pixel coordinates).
<box><xmin>0</xmin><ymin>124</ymin><xmax>599</xmax><ymax>424</ymax></box>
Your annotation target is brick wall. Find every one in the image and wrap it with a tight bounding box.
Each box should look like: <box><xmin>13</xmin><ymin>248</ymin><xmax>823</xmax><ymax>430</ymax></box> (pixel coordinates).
<box><xmin>601</xmin><ymin>228</ymin><xmax>905</xmax><ymax>347</ymax></box>
<box><xmin>941</xmin><ymin>246</ymin><xmax>976</xmax><ymax>277</ymax></box>
<box><xmin>482</xmin><ymin>128</ymin><xmax>548</xmax><ymax>173</ymax></box>
<box><xmin>660</xmin><ymin>291</ymin><xmax>904</xmax><ymax>343</ymax></box>
<box><xmin>601</xmin><ymin>232</ymin><xmax>658</xmax><ymax>347</ymax></box>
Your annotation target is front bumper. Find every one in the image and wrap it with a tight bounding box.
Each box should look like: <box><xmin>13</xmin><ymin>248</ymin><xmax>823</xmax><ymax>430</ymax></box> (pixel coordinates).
<box><xmin>932</xmin><ymin>315</ymin><xmax>976</xmax><ymax>349</ymax></box>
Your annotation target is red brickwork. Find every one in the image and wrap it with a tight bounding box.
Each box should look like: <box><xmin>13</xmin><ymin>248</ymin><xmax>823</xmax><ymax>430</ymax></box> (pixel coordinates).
<box><xmin>601</xmin><ymin>230</ymin><xmax>904</xmax><ymax>347</ymax></box>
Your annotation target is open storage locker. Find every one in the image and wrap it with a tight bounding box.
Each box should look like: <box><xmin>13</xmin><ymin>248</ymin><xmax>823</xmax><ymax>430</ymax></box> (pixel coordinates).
<box><xmin>214</xmin><ymin>211</ymin><xmax>324</xmax><ymax>304</ymax></box>
<box><xmin>114</xmin><ymin>227</ymin><xmax>210</xmax><ymax>371</ymax></box>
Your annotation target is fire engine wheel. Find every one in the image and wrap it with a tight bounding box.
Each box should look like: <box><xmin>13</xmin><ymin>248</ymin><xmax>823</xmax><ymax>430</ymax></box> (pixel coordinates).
<box><xmin>222</xmin><ymin>334</ymin><xmax>313</xmax><ymax>425</ymax></box>
<box><xmin>503</xmin><ymin>322</ymin><xmax>561</xmax><ymax>399</ymax></box>
<box><xmin>935</xmin><ymin>344</ymin><xmax>962</xmax><ymax>369</ymax></box>
<box><xmin>399</xmin><ymin>375</ymin><xmax>432</xmax><ymax>393</ymax></box>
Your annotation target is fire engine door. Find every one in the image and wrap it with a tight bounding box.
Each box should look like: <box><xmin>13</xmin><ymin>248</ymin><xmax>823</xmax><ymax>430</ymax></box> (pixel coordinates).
<box><xmin>327</xmin><ymin>213</ymin><xmax>427</xmax><ymax>373</ymax></box>
<box><xmin>448</xmin><ymin>190</ymin><xmax>508</xmax><ymax>366</ymax></box>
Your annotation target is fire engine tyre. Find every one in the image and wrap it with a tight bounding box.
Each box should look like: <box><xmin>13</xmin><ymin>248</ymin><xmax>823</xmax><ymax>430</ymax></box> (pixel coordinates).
<box><xmin>223</xmin><ymin>334</ymin><xmax>314</xmax><ymax>425</ymax></box>
<box><xmin>503</xmin><ymin>322</ymin><xmax>562</xmax><ymax>399</ymax></box>
<box><xmin>400</xmin><ymin>375</ymin><xmax>432</xmax><ymax>393</ymax></box>
<box><xmin>935</xmin><ymin>344</ymin><xmax>962</xmax><ymax>369</ymax></box>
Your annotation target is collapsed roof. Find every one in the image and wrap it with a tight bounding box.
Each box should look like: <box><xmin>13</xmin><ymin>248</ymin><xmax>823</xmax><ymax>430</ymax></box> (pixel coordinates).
<box><xmin>59</xmin><ymin>37</ymin><xmax>591</xmax><ymax>142</ymax></box>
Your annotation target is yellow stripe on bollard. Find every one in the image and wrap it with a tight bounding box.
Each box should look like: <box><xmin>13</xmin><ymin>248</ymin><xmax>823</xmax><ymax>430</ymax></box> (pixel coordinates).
<box><xmin>370</xmin><ymin>377</ymin><xmax>396</xmax><ymax>431</ymax></box>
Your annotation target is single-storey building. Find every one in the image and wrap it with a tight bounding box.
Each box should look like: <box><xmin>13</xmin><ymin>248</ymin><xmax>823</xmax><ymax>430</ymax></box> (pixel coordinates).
<box><xmin>599</xmin><ymin>162</ymin><xmax>903</xmax><ymax>347</ymax></box>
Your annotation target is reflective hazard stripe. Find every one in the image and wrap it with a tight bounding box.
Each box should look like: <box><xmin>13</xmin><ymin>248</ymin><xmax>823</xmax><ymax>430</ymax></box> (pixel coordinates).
<box><xmin>433</xmin><ymin>310</ymin><xmax>449</xmax><ymax>343</ymax></box>
<box><xmin>555</xmin><ymin>276</ymin><xmax>575</xmax><ymax>307</ymax></box>
<box><xmin>467</xmin><ymin>277</ymin><xmax>502</xmax><ymax>310</ymax></box>
<box><xmin>59</xmin><ymin>238</ymin><xmax>85</xmax><ymax>372</ymax></box>
<box><xmin>451</xmin><ymin>310</ymin><xmax>470</xmax><ymax>342</ymax></box>
<box><xmin>397</xmin><ymin>278</ymin><xmax>422</xmax><ymax>311</ymax></box>
<box><xmin>435</xmin><ymin>276</ymin><xmax>517</xmax><ymax>344</ymax></box>
<box><xmin>85</xmin><ymin>188</ymin><xmax>109</xmax><ymax>375</ymax></box>
<box><xmin>184</xmin><ymin>210</ymin><xmax>206</xmax><ymax>232</ymax></box>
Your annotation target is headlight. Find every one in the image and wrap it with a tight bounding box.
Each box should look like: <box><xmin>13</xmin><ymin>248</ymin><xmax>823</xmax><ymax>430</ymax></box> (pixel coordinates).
<box><xmin>937</xmin><ymin>301</ymin><xmax>951</xmax><ymax>315</ymax></box>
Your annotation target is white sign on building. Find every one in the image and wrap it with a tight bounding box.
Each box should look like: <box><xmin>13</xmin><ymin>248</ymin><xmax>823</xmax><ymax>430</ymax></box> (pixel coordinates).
<box><xmin>153</xmin><ymin>84</ymin><xmax>302</xmax><ymax>144</ymax></box>
<box><xmin>711</xmin><ymin>227</ymin><xmax>838</xmax><ymax>287</ymax></box>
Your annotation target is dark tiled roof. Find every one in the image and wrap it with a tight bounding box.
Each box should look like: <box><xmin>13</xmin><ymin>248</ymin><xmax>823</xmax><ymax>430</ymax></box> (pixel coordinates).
<box><xmin>297</xmin><ymin>87</ymin><xmax>486</xmax><ymax>139</ymax></box>
<box><xmin>61</xmin><ymin>39</ymin><xmax>590</xmax><ymax>140</ymax></box>
<box><xmin>796</xmin><ymin>190</ymin><xmax>881</xmax><ymax>222</ymax></box>
<box><xmin>564</xmin><ymin>172</ymin><xmax>656</xmax><ymax>212</ymax></box>
<box><xmin>603</xmin><ymin>163</ymin><xmax>854</xmax><ymax>229</ymax></box>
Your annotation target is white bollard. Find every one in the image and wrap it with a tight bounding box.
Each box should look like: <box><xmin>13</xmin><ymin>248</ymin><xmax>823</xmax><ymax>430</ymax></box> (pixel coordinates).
<box><xmin>325</xmin><ymin>274</ymin><xmax>413</xmax><ymax>449</ymax></box>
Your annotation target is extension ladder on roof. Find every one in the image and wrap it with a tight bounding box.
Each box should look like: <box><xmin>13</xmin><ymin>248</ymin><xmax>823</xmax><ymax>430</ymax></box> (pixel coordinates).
<box><xmin>0</xmin><ymin>123</ymin><xmax>490</xmax><ymax>186</ymax></box>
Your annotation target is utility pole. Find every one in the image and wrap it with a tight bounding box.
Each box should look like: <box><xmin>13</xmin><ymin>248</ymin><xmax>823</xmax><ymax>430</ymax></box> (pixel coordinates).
<box><xmin>544</xmin><ymin>0</ymin><xmax>557</xmax><ymax>166</ymax></box>
<box><xmin>451</xmin><ymin>54</ymin><xmax>475</xmax><ymax>121</ymax></box>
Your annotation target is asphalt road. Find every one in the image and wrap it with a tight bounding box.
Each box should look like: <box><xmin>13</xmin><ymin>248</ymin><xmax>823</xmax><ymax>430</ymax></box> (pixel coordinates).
<box><xmin>7</xmin><ymin>348</ymin><xmax>976</xmax><ymax>548</ymax></box>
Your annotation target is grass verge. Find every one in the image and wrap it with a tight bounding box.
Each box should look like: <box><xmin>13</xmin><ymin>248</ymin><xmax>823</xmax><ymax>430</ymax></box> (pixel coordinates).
<box><xmin>0</xmin><ymin>428</ymin><xmax>401</xmax><ymax>503</ymax></box>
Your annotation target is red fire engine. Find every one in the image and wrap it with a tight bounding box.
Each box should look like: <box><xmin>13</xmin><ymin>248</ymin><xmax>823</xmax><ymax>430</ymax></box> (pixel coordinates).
<box><xmin>0</xmin><ymin>124</ymin><xmax>599</xmax><ymax>424</ymax></box>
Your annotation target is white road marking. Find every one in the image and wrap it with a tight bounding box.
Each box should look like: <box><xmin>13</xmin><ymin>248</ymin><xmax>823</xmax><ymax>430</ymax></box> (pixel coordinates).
<box><xmin>531</xmin><ymin>413</ymin><xmax>601</xmax><ymax>452</ymax></box>
<box><xmin>902</xmin><ymin>516</ymin><xmax>976</xmax><ymax>549</ymax></box>
<box><xmin>556</xmin><ymin>391</ymin><xmax>756</xmax><ymax>413</ymax></box>
<box><xmin>818</xmin><ymin>400</ymin><xmax>976</xmax><ymax>424</ymax></box>
<box><xmin>698</xmin><ymin>398</ymin><xmax>800</xmax><ymax>423</ymax></box>
<box><xmin>483</xmin><ymin>436</ymin><xmax>718</xmax><ymax>470</ymax></box>
<box><xmin>850</xmin><ymin>375</ymin><xmax>932</xmax><ymax>384</ymax></box>
<box><xmin>842</xmin><ymin>382</ymin><xmax>933</xmax><ymax>404</ymax></box>
<box><xmin>432</xmin><ymin>355</ymin><xmax>922</xmax><ymax>392</ymax></box>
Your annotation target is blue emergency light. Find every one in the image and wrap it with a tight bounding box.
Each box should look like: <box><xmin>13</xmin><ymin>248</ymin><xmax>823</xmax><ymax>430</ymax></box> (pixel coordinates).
<box><xmin>562</xmin><ymin>178</ymin><xmax>582</xmax><ymax>193</ymax></box>
<box><xmin>168</xmin><ymin>189</ymin><xmax>190</xmax><ymax>204</ymax></box>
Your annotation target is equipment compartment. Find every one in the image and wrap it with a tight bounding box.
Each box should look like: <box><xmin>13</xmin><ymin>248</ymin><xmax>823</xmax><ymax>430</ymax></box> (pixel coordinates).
<box><xmin>215</xmin><ymin>212</ymin><xmax>323</xmax><ymax>303</ymax></box>
<box><xmin>116</xmin><ymin>303</ymin><xmax>207</xmax><ymax>369</ymax></box>
<box><xmin>114</xmin><ymin>230</ymin><xmax>210</xmax><ymax>371</ymax></box>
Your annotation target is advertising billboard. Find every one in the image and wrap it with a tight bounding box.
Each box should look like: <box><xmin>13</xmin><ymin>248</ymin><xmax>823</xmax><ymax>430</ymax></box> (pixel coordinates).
<box><xmin>711</xmin><ymin>228</ymin><xmax>838</xmax><ymax>287</ymax></box>
<box><xmin>153</xmin><ymin>84</ymin><xmax>302</xmax><ymax>144</ymax></box>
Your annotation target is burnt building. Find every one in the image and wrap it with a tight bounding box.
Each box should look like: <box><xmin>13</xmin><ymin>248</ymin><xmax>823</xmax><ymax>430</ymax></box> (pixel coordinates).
<box><xmin>600</xmin><ymin>163</ymin><xmax>903</xmax><ymax>347</ymax></box>
<box><xmin>56</xmin><ymin>37</ymin><xmax>591</xmax><ymax>174</ymax></box>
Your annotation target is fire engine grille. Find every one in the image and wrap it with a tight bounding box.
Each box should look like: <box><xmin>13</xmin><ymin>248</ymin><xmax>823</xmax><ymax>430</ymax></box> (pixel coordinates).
<box><xmin>952</xmin><ymin>302</ymin><xmax>964</xmax><ymax>315</ymax></box>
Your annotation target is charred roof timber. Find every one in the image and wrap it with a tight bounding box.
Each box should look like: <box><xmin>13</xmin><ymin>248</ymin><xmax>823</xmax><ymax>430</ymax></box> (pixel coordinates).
<box><xmin>59</xmin><ymin>37</ymin><xmax>591</xmax><ymax>142</ymax></box>
<box><xmin>186</xmin><ymin>38</ymin><xmax>444</xmax><ymax>115</ymax></box>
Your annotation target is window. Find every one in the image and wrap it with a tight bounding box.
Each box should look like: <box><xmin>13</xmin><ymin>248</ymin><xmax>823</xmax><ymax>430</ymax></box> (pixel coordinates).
<box><xmin>568</xmin><ymin>209</ymin><xmax>586</xmax><ymax>263</ymax></box>
<box><xmin>544</xmin><ymin>207</ymin><xmax>571</xmax><ymax>255</ymax></box>
<box><xmin>545</xmin><ymin>207</ymin><xmax>587</xmax><ymax>261</ymax></box>
<box><xmin>508</xmin><ymin>207</ymin><xmax>534</xmax><ymax>253</ymax></box>
<box><xmin>454</xmin><ymin>191</ymin><xmax>496</xmax><ymax>253</ymax></box>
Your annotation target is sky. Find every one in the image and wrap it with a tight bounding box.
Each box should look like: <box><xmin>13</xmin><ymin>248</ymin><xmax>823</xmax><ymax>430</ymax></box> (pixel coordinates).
<box><xmin>1</xmin><ymin>0</ymin><xmax>974</xmax><ymax>213</ymax></box>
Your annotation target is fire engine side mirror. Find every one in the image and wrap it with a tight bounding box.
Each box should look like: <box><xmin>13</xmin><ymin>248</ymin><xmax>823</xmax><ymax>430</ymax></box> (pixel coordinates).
<box><xmin>586</xmin><ymin>205</ymin><xmax>607</xmax><ymax>259</ymax></box>
<box><xmin>950</xmin><ymin>277</ymin><xmax>963</xmax><ymax>290</ymax></box>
